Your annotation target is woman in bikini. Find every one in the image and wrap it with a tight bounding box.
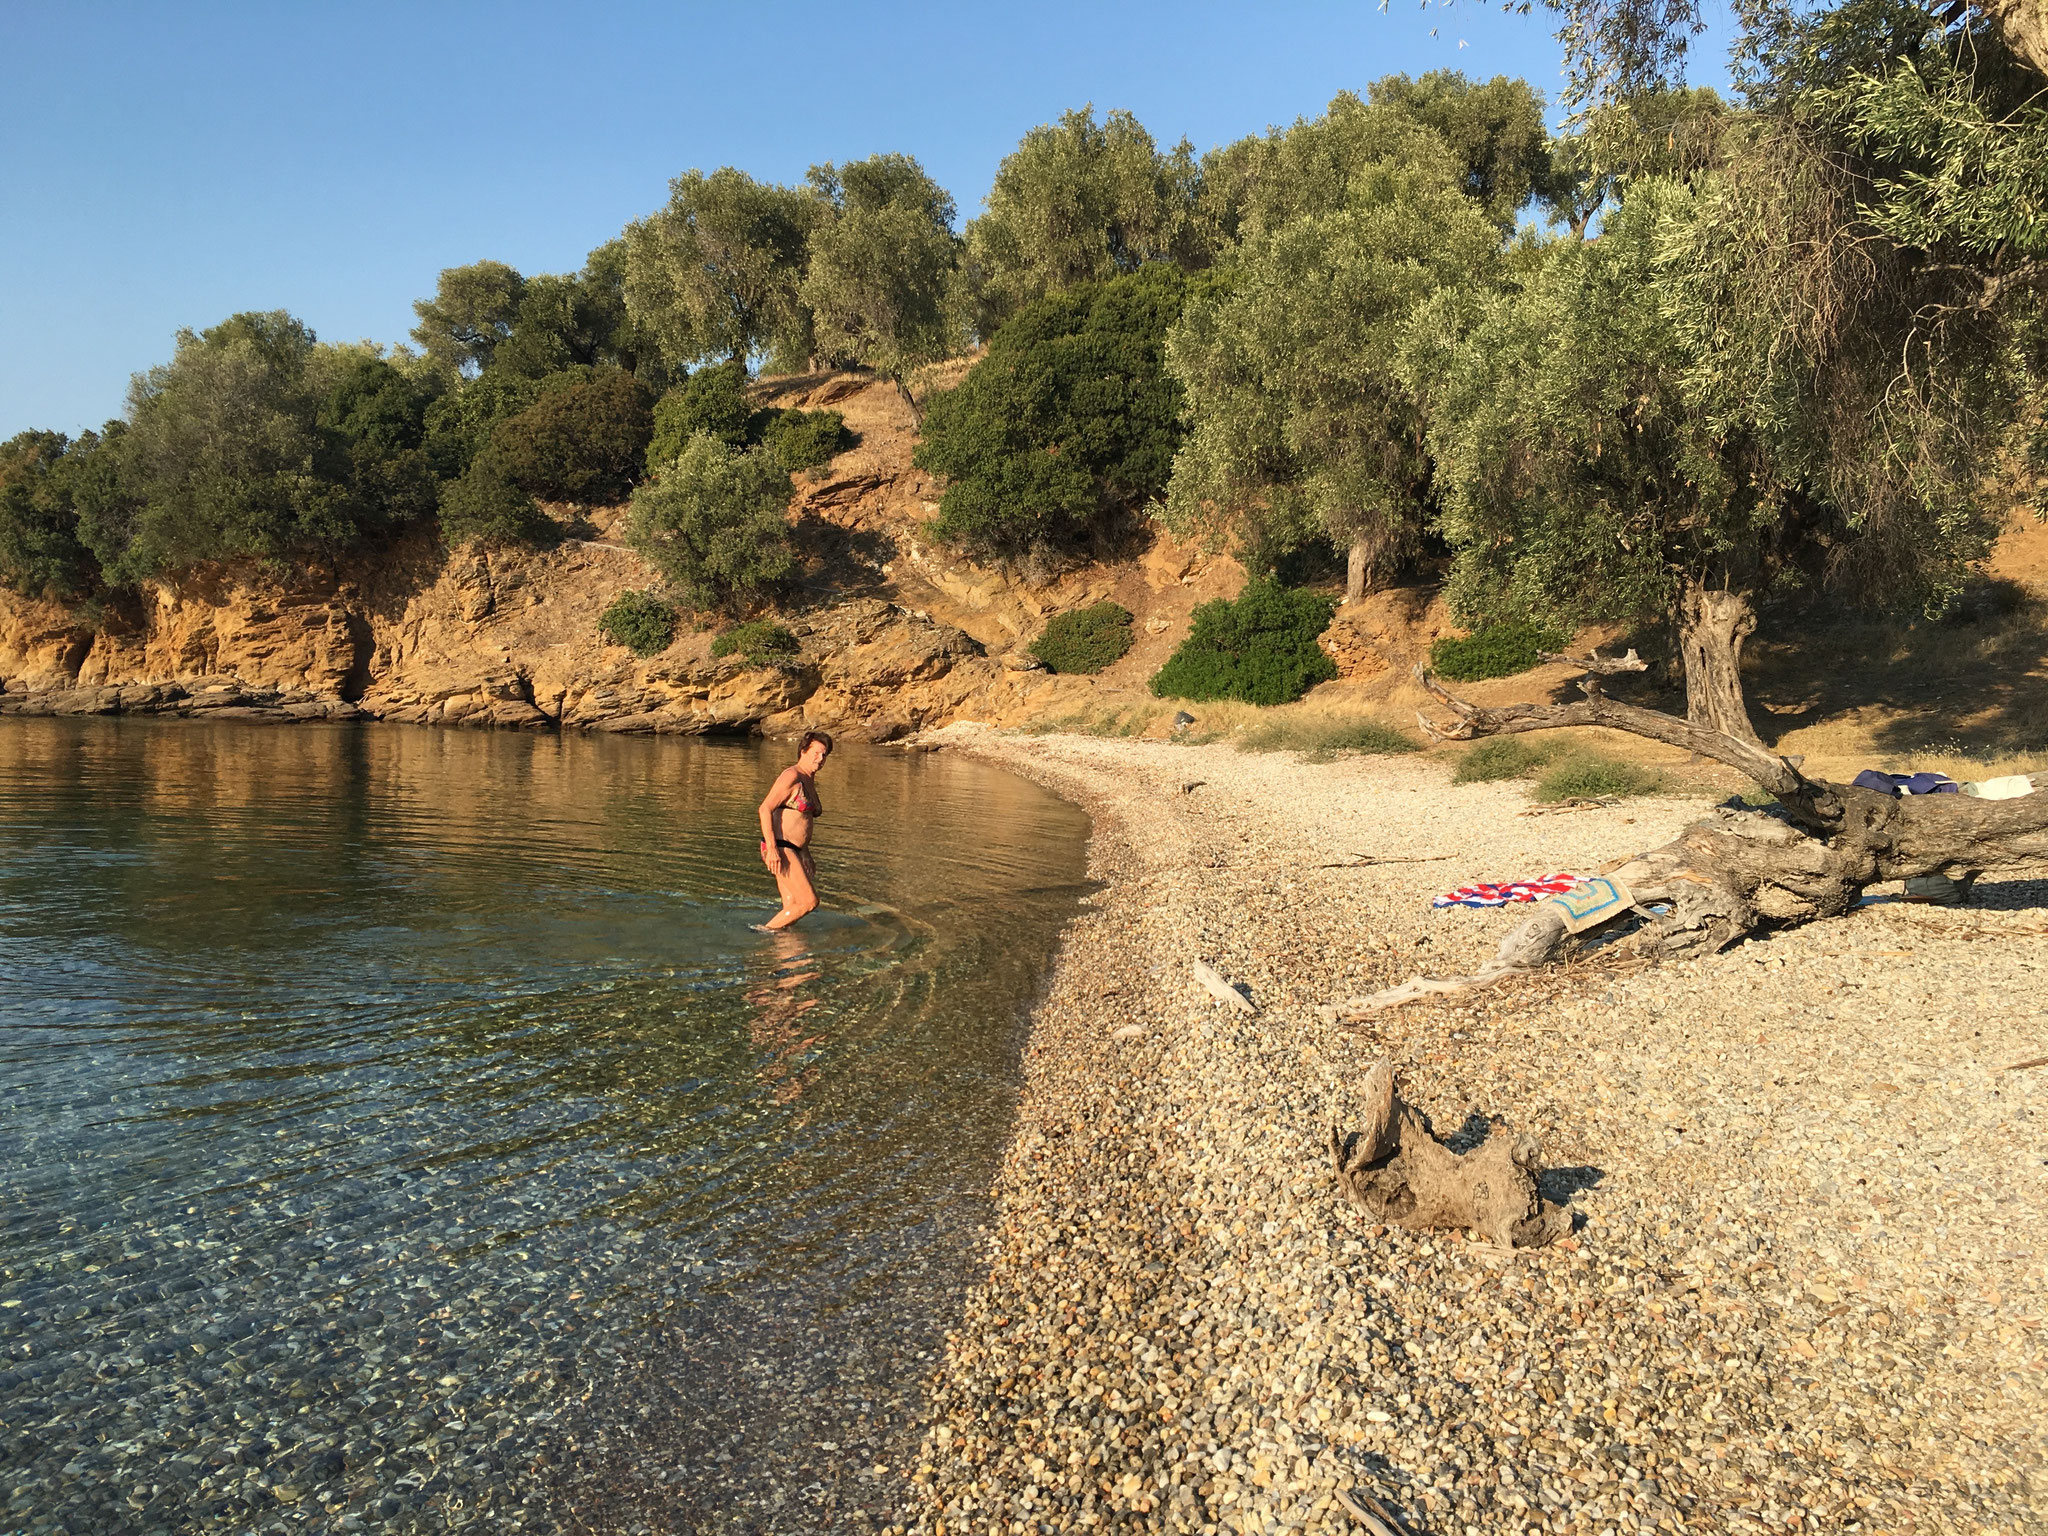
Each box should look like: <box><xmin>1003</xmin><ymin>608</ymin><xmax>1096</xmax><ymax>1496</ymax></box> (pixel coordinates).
<box><xmin>754</xmin><ymin>730</ymin><xmax>833</xmax><ymax>931</ymax></box>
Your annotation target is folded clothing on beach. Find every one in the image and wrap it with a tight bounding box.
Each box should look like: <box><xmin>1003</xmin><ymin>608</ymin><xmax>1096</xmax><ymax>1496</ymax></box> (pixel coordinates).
<box><xmin>1433</xmin><ymin>874</ymin><xmax>1584</xmax><ymax>908</ymax></box>
<box><xmin>1963</xmin><ymin>774</ymin><xmax>2035</xmax><ymax>800</ymax></box>
<box><xmin>1539</xmin><ymin>873</ymin><xmax>1637</xmax><ymax>933</ymax></box>
<box><xmin>1852</xmin><ymin>769</ymin><xmax>1960</xmax><ymax>796</ymax></box>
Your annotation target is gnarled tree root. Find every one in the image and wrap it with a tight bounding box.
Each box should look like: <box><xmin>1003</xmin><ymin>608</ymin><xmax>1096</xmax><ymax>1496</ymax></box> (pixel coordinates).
<box><xmin>1329</xmin><ymin>1060</ymin><xmax>1572</xmax><ymax>1248</ymax></box>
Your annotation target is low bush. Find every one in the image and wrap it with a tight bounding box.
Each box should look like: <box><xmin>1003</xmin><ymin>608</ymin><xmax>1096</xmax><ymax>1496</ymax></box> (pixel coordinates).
<box><xmin>1451</xmin><ymin>737</ymin><xmax>1555</xmax><ymax>783</ymax></box>
<box><xmin>624</xmin><ymin>434</ymin><xmax>795</xmax><ymax>610</ymax></box>
<box><xmin>647</xmin><ymin>361</ymin><xmax>752</xmax><ymax>467</ymax></box>
<box><xmin>438</xmin><ymin>455</ymin><xmax>559</xmax><ymax>548</ymax></box>
<box><xmin>1429</xmin><ymin>621</ymin><xmax>1569</xmax><ymax>682</ymax></box>
<box><xmin>710</xmin><ymin>619</ymin><xmax>800</xmax><ymax>667</ymax></box>
<box><xmin>756</xmin><ymin>408</ymin><xmax>851</xmax><ymax>473</ymax></box>
<box><xmin>1149</xmin><ymin>578</ymin><xmax>1337</xmax><ymax>705</ymax></box>
<box><xmin>1236</xmin><ymin>715</ymin><xmax>1417</xmax><ymax>758</ymax></box>
<box><xmin>1532</xmin><ymin>753</ymin><xmax>1664</xmax><ymax>802</ymax></box>
<box><xmin>490</xmin><ymin>369</ymin><xmax>653</xmax><ymax>504</ymax></box>
<box><xmin>596</xmin><ymin>589</ymin><xmax>678</xmax><ymax>657</ymax></box>
<box><xmin>1031</xmin><ymin>601</ymin><xmax>1134</xmax><ymax>674</ymax></box>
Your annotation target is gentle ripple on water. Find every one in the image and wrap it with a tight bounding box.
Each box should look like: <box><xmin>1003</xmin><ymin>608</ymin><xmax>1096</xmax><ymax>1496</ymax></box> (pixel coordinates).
<box><xmin>0</xmin><ymin>718</ymin><xmax>1090</xmax><ymax>1534</ymax></box>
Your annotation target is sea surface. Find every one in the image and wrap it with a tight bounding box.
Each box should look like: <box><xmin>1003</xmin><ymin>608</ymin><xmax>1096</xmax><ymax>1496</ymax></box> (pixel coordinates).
<box><xmin>0</xmin><ymin>718</ymin><xmax>1091</xmax><ymax>1534</ymax></box>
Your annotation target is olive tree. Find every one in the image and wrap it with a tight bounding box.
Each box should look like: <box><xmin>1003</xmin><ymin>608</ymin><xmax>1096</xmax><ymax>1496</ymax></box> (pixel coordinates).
<box><xmin>623</xmin><ymin>168</ymin><xmax>821</xmax><ymax>370</ymax></box>
<box><xmin>1165</xmin><ymin>118</ymin><xmax>1503</xmax><ymax>601</ymax></box>
<box><xmin>802</xmin><ymin>153</ymin><xmax>962</xmax><ymax>412</ymax></box>
<box><xmin>963</xmin><ymin>107</ymin><xmax>1203</xmax><ymax>335</ymax></box>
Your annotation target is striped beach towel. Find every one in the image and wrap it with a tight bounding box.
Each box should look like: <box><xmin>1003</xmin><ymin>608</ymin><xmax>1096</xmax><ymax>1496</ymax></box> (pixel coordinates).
<box><xmin>1433</xmin><ymin>873</ymin><xmax>1584</xmax><ymax>909</ymax></box>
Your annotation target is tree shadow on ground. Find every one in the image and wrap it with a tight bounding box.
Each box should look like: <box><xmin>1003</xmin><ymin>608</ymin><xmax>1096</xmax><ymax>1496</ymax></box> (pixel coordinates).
<box><xmin>1744</xmin><ymin>585</ymin><xmax>2048</xmax><ymax>758</ymax></box>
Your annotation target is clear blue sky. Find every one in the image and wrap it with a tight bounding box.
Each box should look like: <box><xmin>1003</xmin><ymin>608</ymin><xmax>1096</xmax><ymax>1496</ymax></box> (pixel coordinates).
<box><xmin>0</xmin><ymin>1</ymin><xmax>1731</xmax><ymax>440</ymax></box>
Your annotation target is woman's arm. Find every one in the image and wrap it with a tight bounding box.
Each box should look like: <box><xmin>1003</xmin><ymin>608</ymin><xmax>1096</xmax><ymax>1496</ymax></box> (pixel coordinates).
<box><xmin>758</xmin><ymin>768</ymin><xmax>798</xmax><ymax>866</ymax></box>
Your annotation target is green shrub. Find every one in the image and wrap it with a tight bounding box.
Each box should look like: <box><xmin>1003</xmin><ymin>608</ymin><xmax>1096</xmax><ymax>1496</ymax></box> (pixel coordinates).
<box><xmin>596</xmin><ymin>589</ymin><xmax>678</xmax><ymax>657</ymax></box>
<box><xmin>0</xmin><ymin>430</ymin><xmax>101</xmax><ymax>599</ymax></box>
<box><xmin>756</xmin><ymin>408</ymin><xmax>851</xmax><ymax>472</ymax></box>
<box><xmin>710</xmin><ymin>619</ymin><xmax>800</xmax><ymax>667</ymax></box>
<box><xmin>1452</xmin><ymin>737</ymin><xmax>1556</xmax><ymax>783</ymax></box>
<box><xmin>1031</xmin><ymin>601</ymin><xmax>1134</xmax><ymax>674</ymax></box>
<box><xmin>1429</xmin><ymin>621</ymin><xmax>1570</xmax><ymax>682</ymax></box>
<box><xmin>1149</xmin><ymin>578</ymin><xmax>1338</xmax><ymax>705</ymax></box>
<box><xmin>624</xmin><ymin>434</ymin><xmax>795</xmax><ymax>610</ymax></box>
<box><xmin>490</xmin><ymin>369</ymin><xmax>653</xmax><ymax>504</ymax></box>
<box><xmin>438</xmin><ymin>454</ymin><xmax>559</xmax><ymax>548</ymax></box>
<box><xmin>916</xmin><ymin>264</ymin><xmax>1195</xmax><ymax>559</ymax></box>
<box><xmin>647</xmin><ymin>360</ymin><xmax>752</xmax><ymax>468</ymax></box>
<box><xmin>1236</xmin><ymin>715</ymin><xmax>1417</xmax><ymax>757</ymax></box>
<box><xmin>1532</xmin><ymin>753</ymin><xmax>1664</xmax><ymax>802</ymax></box>
<box><xmin>423</xmin><ymin>369</ymin><xmax>545</xmax><ymax>479</ymax></box>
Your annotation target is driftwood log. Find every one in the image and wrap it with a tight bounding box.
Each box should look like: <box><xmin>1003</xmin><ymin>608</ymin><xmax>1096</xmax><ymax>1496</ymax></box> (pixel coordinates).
<box><xmin>1326</xmin><ymin>652</ymin><xmax>2048</xmax><ymax>1017</ymax></box>
<box><xmin>1329</xmin><ymin>1060</ymin><xmax>1572</xmax><ymax>1248</ymax></box>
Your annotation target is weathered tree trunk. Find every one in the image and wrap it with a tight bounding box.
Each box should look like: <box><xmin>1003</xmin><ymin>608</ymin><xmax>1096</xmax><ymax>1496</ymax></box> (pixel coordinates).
<box><xmin>1325</xmin><ymin>658</ymin><xmax>2048</xmax><ymax>1015</ymax></box>
<box><xmin>1346</xmin><ymin>535</ymin><xmax>1372</xmax><ymax>604</ymax></box>
<box><xmin>1678</xmin><ymin>586</ymin><xmax>1762</xmax><ymax>747</ymax></box>
<box><xmin>1982</xmin><ymin>0</ymin><xmax>2048</xmax><ymax>76</ymax></box>
<box><xmin>1329</xmin><ymin>1059</ymin><xmax>1572</xmax><ymax>1247</ymax></box>
<box><xmin>894</xmin><ymin>374</ymin><xmax>924</xmax><ymax>427</ymax></box>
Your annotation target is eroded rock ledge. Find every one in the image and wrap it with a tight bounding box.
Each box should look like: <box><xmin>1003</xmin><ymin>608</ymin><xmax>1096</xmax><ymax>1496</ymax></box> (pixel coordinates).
<box><xmin>0</xmin><ymin>528</ymin><xmax>1032</xmax><ymax>740</ymax></box>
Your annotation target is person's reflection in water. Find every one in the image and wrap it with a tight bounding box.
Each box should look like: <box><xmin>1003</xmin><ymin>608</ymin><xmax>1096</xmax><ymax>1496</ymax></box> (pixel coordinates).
<box><xmin>744</xmin><ymin>930</ymin><xmax>826</xmax><ymax>1104</ymax></box>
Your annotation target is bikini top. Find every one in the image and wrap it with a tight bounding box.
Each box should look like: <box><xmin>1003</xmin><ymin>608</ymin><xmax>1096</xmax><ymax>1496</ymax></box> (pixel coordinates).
<box><xmin>785</xmin><ymin>778</ymin><xmax>819</xmax><ymax>817</ymax></box>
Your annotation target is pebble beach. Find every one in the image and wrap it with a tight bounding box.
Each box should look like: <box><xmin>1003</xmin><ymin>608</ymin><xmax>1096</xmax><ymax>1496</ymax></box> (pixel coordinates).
<box><xmin>889</xmin><ymin>730</ymin><xmax>2047</xmax><ymax>1536</ymax></box>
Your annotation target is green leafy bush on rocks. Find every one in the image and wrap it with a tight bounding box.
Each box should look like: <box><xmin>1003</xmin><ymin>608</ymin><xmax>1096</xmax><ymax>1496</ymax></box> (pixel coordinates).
<box><xmin>710</xmin><ymin>619</ymin><xmax>800</xmax><ymax>667</ymax></box>
<box><xmin>624</xmin><ymin>434</ymin><xmax>795</xmax><ymax>610</ymax></box>
<box><xmin>1428</xmin><ymin>621</ymin><xmax>1569</xmax><ymax>682</ymax></box>
<box><xmin>755</xmin><ymin>408</ymin><xmax>851</xmax><ymax>473</ymax></box>
<box><xmin>438</xmin><ymin>454</ymin><xmax>559</xmax><ymax>548</ymax></box>
<box><xmin>489</xmin><ymin>369</ymin><xmax>653</xmax><ymax>503</ymax></box>
<box><xmin>596</xmin><ymin>589</ymin><xmax>678</xmax><ymax>657</ymax></box>
<box><xmin>1031</xmin><ymin>601</ymin><xmax>1134</xmax><ymax>674</ymax></box>
<box><xmin>1148</xmin><ymin>578</ymin><xmax>1337</xmax><ymax>705</ymax></box>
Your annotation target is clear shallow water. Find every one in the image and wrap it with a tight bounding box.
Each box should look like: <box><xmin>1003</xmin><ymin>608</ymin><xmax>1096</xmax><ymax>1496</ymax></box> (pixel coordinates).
<box><xmin>0</xmin><ymin>719</ymin><xmax>1090</xmax><ymax>1534</ymax></box>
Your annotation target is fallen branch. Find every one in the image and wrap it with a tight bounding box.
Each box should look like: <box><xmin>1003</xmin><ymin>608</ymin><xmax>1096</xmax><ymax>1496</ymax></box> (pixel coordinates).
<box><xmin>1330</xmin><ymin>1056</ymin><xmax>1572</xmax><ymax>1248</ymax></box>
<box><xmin>2005</xmin><ymin>1056</ymin><xmax>2048</xmax><ymax>1072</ymax></box>
<box><xmin>1517</xmin><ymin>795</ymin><xmax>1621</xmax><ymax>816</ymax></box>
<box><xmin>1314</xmin><ymin>852</ymin><xmax>1454</xmax><ymax>869</ymax></box>
<box><xmin>1536</xmin><ymin>645</ymin><xmax>1646</xmax><ymax>675</ymax></box>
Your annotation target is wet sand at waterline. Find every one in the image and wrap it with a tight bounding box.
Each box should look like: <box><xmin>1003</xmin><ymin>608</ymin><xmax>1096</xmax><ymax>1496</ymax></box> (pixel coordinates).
<box><xmin>894</xmin><ymin>729</ymin><xmax>2045</xmax><ymax>1535</ymax></box>
<box><xmin>0</xmin><ymin>718</ymin><xmax>1089</xmax><ymax>1535</ymax></box>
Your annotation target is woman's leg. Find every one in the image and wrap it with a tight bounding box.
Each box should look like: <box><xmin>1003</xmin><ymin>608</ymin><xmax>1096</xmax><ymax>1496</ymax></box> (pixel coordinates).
<box><xmin>764</xmin><ymin>848</ymin><xmax>818</xmax><ymax>930</ymax></box>
<box><xmin>762</xmin><ymin>848</ymin><xmax>817</xmax><ymax>930</ymax></box>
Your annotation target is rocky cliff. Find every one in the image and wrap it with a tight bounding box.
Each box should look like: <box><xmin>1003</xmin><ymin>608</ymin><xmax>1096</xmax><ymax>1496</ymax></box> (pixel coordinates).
<box><xmin>0</xmin><ymin>372</ymin><xmax>1259</xmax><ymax>738</ymax></box>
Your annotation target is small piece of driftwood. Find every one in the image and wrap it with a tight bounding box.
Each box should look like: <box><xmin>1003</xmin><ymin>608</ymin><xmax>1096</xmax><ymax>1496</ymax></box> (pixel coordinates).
<box><xmin>1192</xmin><ymin>958</ymin><xmax>1257</xmax><ymax>1014</ymax></box>
<box><xmin>2005</xmin><ymin>1055</ymin><xmax>2048</xmax><ymax>1072</ymax></box>
<box><xmin>1330</xmin><ymin>1056</ymin><xmax>1571</xmax><ymax>1248</ymax></box>
<box><xmin>1314</xmin><ymin>853</ymin><xmax>1454</xmax><ymax>869</ymax></box>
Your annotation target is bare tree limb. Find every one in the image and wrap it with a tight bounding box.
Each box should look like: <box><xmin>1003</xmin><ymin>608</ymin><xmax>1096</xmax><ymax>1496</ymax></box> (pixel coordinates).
<box><xmin>1536</xmin><ymin>645</ymin><xmax>1647</xmax><ymax>675</ymax></box>
<box><xmin>1413</xmin><ymin>665</ymin><xmax>1827</xmax><ymax>817</ymax></box>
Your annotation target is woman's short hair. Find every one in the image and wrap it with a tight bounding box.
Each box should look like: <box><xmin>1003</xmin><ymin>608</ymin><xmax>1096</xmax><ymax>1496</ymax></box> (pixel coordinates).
<box><xmin>799</xmin><ymin>729</ymin><xmax>834</xmax><ymax>757</ymax></box>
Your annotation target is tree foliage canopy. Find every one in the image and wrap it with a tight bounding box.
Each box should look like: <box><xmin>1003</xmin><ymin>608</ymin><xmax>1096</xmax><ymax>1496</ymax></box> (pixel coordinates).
<box><xmin>916</xmin><ymin>263</ymin><xmax>1198</xmax><ymax>560</ymax></box>
<box><xmin>622</xmin><ymin>168</ymin><xmax>821</xmax><ymax>370</ymax></box>
<box><xmin>1166</xmin><ymin>118</ymin><xmax>1505</xmax><ymax>592</ymax></box>
<box><xmin>964</xmin><ymin>108</ymin><xmax>1203</xmax><ymax>336</ymax></box>
<box><xmin>803</xmin><ymin>154</ymin><xmax>963</xmax><ymax>384</ymax></box>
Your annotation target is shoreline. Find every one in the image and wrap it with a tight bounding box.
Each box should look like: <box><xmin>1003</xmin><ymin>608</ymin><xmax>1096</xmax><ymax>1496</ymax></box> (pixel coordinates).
<box><xmin>889</xmin><ymin>730</ymin><xmax>2046</xmax><ymax>1536</ymax></box>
